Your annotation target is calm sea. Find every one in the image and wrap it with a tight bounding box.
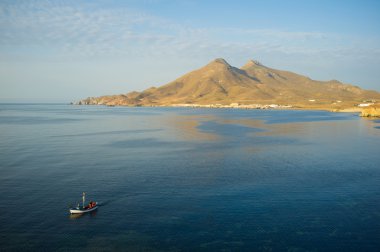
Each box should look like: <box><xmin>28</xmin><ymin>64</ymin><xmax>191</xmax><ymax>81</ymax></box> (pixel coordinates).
<box><xmin>0</xmin><ymin>104</ymin><xmax>379</xmax><ymax>251</ymax></box>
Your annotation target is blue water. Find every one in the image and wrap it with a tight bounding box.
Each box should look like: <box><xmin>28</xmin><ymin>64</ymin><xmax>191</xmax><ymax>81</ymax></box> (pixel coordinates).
<box><xmin>0</xmin><ymin>104</ymin><xmax>379</xmax><ymax>251</ymax></box>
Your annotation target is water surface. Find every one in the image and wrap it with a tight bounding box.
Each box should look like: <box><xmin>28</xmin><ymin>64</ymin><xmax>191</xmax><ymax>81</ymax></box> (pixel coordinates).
<box><xmin>0</xmin><ymin>104</ymin><xmax>379</xmax><ymax>251</ymax></box>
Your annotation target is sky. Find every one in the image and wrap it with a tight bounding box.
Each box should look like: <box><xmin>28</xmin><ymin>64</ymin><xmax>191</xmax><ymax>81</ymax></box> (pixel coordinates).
<box><xmin>1</xmin><ymin>0</ymin><xmax>380</xmax><ymax>102</ymax></box>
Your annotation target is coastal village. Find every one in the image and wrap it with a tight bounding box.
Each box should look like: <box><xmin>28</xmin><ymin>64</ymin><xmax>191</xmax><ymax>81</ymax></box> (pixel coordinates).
<box><xmin>169</xmin><ymin>103</ymin><xmax>293</xmax><ymax>109</ymax></box>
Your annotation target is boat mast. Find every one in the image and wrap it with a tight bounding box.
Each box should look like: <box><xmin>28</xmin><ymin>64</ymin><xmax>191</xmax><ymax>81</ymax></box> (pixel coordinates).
<box><xmin>82</xmin><ymin>192</ymin><xmax>85</xmax><ymax>208</ymax></box>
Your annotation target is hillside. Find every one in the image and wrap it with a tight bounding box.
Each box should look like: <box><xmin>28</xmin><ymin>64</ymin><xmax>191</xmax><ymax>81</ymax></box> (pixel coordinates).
<box><xmin>76</xmin><ymin>58</ymin><xmax>380</xmax><ymax>110</ymax></box>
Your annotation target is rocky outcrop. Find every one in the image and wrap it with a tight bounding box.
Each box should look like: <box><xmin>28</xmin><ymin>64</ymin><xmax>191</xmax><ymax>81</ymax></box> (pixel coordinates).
<box><xmin>76</xmin><ymin>94</ymin><xmax>140</xmax><ymax>106</ymax></box>
<box><xmin>360</xmin><ymin>105</ymin><xmax>380</xmax><ymax>117</ymax></box>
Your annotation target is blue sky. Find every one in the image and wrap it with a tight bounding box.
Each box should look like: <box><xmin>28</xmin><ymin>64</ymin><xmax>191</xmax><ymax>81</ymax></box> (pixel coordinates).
<box><xmin>1</xmin><ymin>0</ymin><xmax>380</xmax><ymax>102</ymax></box>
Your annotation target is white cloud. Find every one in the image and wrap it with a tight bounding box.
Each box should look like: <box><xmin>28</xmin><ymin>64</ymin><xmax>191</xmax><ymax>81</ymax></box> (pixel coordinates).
<box><xmin>1</xmin><ymin>0</ymin><xmax>359</xmax><ymax>59</ymax></box>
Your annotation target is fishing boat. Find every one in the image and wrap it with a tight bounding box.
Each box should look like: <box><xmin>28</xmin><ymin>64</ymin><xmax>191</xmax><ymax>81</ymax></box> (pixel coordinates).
<box><xmin>69</xmin><ymin>192</ymin><xmax>98</xmax><ymax>214</ymax></box>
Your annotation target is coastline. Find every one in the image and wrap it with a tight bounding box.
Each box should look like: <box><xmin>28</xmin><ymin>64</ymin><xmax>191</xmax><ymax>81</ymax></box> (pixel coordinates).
<box><xmin>71</xmin><ymin>102</ymin><xmax>378</xmax><ymax>117</ymax></box>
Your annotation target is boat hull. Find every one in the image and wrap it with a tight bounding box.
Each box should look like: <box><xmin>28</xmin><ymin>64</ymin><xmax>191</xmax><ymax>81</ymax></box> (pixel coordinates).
<box><xmin>69</xmin><ymin>203</ymin><xmax>98</xmax><ymax>214</ymax></box>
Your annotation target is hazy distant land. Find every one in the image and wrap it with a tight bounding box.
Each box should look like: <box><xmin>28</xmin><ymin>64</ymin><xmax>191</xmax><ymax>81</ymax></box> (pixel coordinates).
<box><xmin>75</xmin><ymin>58</ymin><xmax>380</xmax><ymax>117</ymax></box>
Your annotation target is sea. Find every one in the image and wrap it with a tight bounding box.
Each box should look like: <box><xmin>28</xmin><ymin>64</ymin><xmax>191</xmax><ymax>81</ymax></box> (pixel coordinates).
<box><xmin>0</xmin><ymin>104</ymin><xmax>379</xmax><ymax>251</ymax></box>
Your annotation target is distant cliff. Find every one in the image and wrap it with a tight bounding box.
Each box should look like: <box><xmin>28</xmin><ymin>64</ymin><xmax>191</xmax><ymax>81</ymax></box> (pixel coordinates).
<box><xmin>76</xmin><ymin>58</ymin><xmax>380</xmax><ymax>110</ymax></box>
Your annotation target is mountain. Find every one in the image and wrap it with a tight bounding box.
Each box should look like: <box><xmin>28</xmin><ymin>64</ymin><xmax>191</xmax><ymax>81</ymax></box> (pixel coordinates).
<box><xmin>77</xmin><ymin>58</ymin><xmax>380</xmax><ymax>109</ymax></box>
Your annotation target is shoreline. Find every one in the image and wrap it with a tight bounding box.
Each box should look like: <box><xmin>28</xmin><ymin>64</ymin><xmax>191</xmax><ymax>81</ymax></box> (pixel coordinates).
<box><xmin>71</xmin><ymin>102</ymin><xmax>378</xmax><ymax>116</ymax></box>
<box><xmin>71</xmin><ymin>98</ymin><xmax>380</xmax><ymax>117</ymax></box>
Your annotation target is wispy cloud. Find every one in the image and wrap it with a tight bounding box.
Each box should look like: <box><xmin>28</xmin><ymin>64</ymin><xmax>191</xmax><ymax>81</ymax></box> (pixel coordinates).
<box><xmin>0</xmin><ymin>0</ymin><xmax>181</xmax><ymax>56</ymax></box>
<box><xmin>1</xmin><ymin>1</ymin><xmax>380</xmax><ymax>67</ymax></box>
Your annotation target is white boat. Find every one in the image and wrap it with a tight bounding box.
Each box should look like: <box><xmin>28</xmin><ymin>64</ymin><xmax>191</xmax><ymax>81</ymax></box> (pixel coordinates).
<box><xmin>70</xmin><ymin>204</ymin><xmax>98</xmax><ymax>214</ymax></box>
<box><xmin>69</xmin><ymin>192</ymin><xmax>98</xmax><ymax>214</ymax></box>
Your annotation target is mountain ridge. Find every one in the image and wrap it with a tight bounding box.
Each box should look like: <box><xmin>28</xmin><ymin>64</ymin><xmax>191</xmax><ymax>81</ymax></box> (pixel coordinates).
<box><xmin>76</xmin><ymin>58</ymin><xmax>380</xmax><ymax>110</ymax></box>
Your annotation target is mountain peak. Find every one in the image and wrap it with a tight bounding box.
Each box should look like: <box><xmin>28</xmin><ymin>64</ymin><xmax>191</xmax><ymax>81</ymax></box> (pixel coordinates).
<box><xmin>210</xmin><ymin>58</ymin><xmax>230</xmax><ymax>66</ymax></box>
<box><xmin>242</xmin><ymin>59</ymin><xmax>264</xmax><ymax>69</ymax></box>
